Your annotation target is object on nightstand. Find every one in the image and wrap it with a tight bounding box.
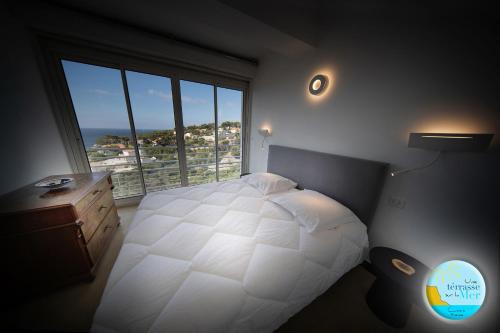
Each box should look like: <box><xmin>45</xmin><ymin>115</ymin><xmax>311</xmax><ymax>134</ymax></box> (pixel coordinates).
<box><xmin>391</xmin><ymin>258</ymin><xmax>416</xmax><ymax>275</ymax></box>
<box><xmin>366</xmin><ymin>247</ymin><xmax>429</xmax><ymax>328</ymax></box>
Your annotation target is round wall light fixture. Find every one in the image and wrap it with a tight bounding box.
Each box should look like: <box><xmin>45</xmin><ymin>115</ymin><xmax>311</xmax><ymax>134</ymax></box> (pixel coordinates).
<box><xmin>308</xmin><ymin>74</ymin><xmax>328</xmax><ymax>95</ymax></box>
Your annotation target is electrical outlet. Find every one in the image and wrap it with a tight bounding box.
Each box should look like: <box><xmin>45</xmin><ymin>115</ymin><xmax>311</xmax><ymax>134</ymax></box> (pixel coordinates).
<box><xmin>387</xmin><ymin>196</ymin><xmax>406</xmax><ymax>209</ymax></box>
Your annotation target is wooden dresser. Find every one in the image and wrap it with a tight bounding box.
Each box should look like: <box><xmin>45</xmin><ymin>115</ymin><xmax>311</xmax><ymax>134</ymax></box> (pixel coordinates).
<box><xmin>0</xmin><ymin>172</ymin><xmax>119</xmax><ymax>300</ymax></box>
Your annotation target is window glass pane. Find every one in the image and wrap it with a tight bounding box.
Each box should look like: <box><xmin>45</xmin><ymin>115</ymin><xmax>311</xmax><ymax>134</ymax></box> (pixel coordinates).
<box><xmin>125</xmin><ymin>71</ymin><xmax>181</xmax><ymax>192</ymax></box>
<box><xmin>217</xmin><ymin>87</ymin><xmax>242</xmax><ymax>181</ymax></box>
<box><xmin>180</xmin><ymin>80</ymin><xmax>216</xmax><ymax>185</ymax></box>
<box><xmin>61</xmin><ymin>60</ymin><xmax>142</xmax><ymax>198</ymax></box>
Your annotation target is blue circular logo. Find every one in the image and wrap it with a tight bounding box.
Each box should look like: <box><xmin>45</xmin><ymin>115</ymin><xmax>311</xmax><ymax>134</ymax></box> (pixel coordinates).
<box><xmin>426</xmin><ymin>260</ymin><xmax>485</xmax><ymax>320</ymax></box>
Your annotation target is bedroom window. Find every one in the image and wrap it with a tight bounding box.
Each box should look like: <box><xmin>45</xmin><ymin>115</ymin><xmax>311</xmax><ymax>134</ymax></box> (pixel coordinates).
<box><xmin>61</xmin><ymin>61</ymin><xmax>144</xmax><ymax>198</ymax></box>
<box><xmin>180</xmin><ymin>80</ymin><xmax>217</xmax><ymax>185</ymax></box>
<box><xmin>59</xmin><ymin>59</ymin><xmax>247</xmax><ymax>200</ymax></box>
<box><xmin>217</xmin><ymin>87</ymin><xmax>243</xmax><ymax>181</ymax></box>
<box><xmin>179</xmin><ymin>81</ymin><xmax>243</xmax><ymax>185</ymax></box>
<box><xmin>125</xmin><ymin>71</ymin><xmax>182</xmax><ymax>192</ymax></box>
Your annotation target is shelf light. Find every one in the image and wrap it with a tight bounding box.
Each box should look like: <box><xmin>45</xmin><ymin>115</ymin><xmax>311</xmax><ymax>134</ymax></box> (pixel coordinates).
<box><xmin>420</xmin><ymin>135</ymin><xmax>473</xmax><ymax>139</ymax></box>
<box><xmin>390</xmin><ymin>132</ymin><xmax>494</xmax><ymax>176</ymax></box>
<box><xmin>408</xmin><ymin>133</ymin><xmax>493</xmax><ymax>152</ymax></box>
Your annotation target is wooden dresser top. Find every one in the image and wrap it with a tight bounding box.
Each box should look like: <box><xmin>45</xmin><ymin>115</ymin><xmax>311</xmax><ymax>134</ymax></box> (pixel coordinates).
<box><xmin>0</xmin><ymin>172</ymin><xmax>111</xmax><ymax>214</ymax></box>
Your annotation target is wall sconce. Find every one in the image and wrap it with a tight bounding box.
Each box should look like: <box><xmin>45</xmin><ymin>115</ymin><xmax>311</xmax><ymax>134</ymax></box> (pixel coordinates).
<box><xmin>391</xmin><ymin>132</ymin><xmax>494</xmax><ymax>176</ymax></box>
<box><xmin>258</xmin><ymin>128</ymin><xmax>271</xmax><ymax>149</ymax></box>
<box><xmin>308</xmin><ymin>74</ymin><xmax>328</xmax><ymax>95</ymax></box>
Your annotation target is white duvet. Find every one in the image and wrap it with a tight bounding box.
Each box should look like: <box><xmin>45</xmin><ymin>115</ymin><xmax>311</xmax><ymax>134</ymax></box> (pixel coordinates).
<box><xmin>93</xmin><ymin>179</ymin><xmax>368</xmax><ymax>333</ymax></box>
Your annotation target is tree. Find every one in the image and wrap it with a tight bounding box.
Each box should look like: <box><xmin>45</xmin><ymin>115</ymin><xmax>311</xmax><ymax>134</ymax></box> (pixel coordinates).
<box><xmin>96</xmin><ymin>135</ymin><xmax>130</xmax><ymax>146</ymax></box>
<box><xmin>220</xmin><ymin>121</ymin><xmax>240</xmax><ymax>129</ymax></box>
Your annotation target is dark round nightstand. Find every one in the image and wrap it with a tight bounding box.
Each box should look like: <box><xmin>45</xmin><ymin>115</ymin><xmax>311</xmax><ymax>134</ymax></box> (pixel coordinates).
<box><xmin>366</xmin><ymin>247</ymin><xmax>429</xmax><ymax>328</ymax></box>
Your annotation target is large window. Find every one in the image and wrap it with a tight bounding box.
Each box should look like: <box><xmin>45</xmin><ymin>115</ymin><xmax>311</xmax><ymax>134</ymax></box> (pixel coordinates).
<box><xmin>125</xmin><ymin>71</ymin><xmax>182</xmax><ymax>193</ymax></box>
<box><xmin>217</xmin><ymin>87</ymin><xmax>243</xmax><ymax>181</ymax></box>
<box><xmin>60</xmin><ymin>59</ymin><xmax>247</xmax><ymax>199</ymax></box>
<box><xmin>180</xmin><ymin>80</ymin><xmax>216</xmax><ymax>185</ymax></box>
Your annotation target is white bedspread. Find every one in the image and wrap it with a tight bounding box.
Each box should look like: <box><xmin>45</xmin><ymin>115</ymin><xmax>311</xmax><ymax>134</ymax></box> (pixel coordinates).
<box><xmin>93</xmin><ymin>179</ymin><xmax>368</xmax><ymax>333</ymax></box>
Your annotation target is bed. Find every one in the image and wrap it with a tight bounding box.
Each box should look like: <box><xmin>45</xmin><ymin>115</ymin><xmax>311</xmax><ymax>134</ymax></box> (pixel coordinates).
<box><xmin>93</xmin><ymin>145</ymin><xmax>387</xmax><ymax>333</ymax></box>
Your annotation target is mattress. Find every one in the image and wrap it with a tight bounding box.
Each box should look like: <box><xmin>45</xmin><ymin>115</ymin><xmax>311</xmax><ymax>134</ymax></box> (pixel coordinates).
<box><xmin>93</xmin><ymin>179</ymin><xmax>368</xmax><ymax>333</ymax></box>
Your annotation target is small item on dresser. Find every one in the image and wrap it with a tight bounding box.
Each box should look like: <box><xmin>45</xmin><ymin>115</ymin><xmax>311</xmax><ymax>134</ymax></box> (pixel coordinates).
<box><xmin>391</xmin><ymin>258</ymin><xmax>416</xmax><ymax>276</ymax></box>
<box><xmin>35</xmin><ymin>177</ymin><xmax>74</xmax><ymax>189</ymax></box>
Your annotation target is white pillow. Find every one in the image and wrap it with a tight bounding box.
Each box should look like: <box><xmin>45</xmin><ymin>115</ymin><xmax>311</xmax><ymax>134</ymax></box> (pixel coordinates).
<box><xmin>269</xmin><ymin>189</ymin><xmax>360</xmax><ymax>233</ymax></box>
<box><xmin>242</xmin><ymin>172</ymin><xmax>297</xmax><ymax>195</ymax></box>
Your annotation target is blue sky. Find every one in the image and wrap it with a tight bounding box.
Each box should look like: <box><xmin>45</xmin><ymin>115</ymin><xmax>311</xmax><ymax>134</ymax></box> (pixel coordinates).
<box><xmin>62</xmin><ymin>60</ymin><xmax>242</xmax><ymax>129</ymax></box>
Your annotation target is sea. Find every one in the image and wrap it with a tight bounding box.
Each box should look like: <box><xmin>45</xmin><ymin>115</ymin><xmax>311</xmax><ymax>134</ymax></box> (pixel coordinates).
<box><xmin>81</xmin><ymin>128</ymin><xmax>160</xmax><ymax>148</ymax></box>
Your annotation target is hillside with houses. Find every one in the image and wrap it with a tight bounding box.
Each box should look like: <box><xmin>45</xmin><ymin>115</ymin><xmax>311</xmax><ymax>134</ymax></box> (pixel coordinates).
<box><xmin>86</xmin><ymin>122</ymin><xmax>241</xmax><ymax>196</ymax></box>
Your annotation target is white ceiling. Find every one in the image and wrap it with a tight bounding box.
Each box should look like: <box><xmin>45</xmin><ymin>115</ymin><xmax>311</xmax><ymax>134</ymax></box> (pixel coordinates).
<box><xmin>48</xmin><ymin>0</ymin><xmax>323</xmax><ymax>62</ymax></box>
<box><xmin>28</xmin><ymin>0</ymin><xmax>490</xmax><ymax>63</ymax></box>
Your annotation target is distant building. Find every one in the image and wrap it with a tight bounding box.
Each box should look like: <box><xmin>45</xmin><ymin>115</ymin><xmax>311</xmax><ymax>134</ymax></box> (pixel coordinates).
<box><xmin>120</xmin><ymin>149</ymin><xmax>135</xmax><ymax>157</ymax></box>
<box><xmin>202</xmin><ymin>135</ymin><xmax>215</xmax><ymax>142</ymax></box>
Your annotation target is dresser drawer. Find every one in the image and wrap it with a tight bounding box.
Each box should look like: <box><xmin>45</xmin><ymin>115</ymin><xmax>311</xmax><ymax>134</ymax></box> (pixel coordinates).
<box><xmin>80</xmin><ymin>189</ymin><xmax>114</xmax><ymax>242</ymax></box>
<box><xmin>75</xmin><ymin>177</ymin><xmax>110</xmax><ymax>216</ymax></box>
<box><xmin>87</xmin><ymin>207</ymin><xmax>119</xmax><ymax>265</ymax></box>
<box><xmin>0</xmin><ymin>172</ymin><xmax>113</xmax><ymax>298</ymax></box>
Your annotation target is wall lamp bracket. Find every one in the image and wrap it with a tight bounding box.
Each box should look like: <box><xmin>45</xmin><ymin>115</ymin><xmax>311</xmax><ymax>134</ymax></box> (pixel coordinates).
<box><xmin>390</xmin><ymin>151</ymin><xmax>442</xmax><ymax>177</ymax></box>
<box><xmin>258</xmin><ymin>128</ymin><xmax>272</xmax><ymax>149</ymax></box>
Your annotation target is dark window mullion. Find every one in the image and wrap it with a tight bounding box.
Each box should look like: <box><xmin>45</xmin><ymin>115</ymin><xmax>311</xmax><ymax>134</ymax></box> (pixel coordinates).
<box><xmin>120</xmin><ymin>68</ymin><xmax>147</xmax><ymax>196</ymax></box>
<box><xmin>171</xmin><ymin>77</ymin><xmax>188</xmax><ymax>186</ymax></box>
<box><xmin>214</xmin><ymin>85</ymin><xmax>219</xmax><ymax>182</ymax></box>
<box><xmin>241</xmin><ymin>89</ymin><xmax>250</xmax><ymax>174</ymax></box>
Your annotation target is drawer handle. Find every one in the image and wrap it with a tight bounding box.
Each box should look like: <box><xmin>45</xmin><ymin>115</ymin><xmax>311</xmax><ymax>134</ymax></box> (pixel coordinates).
<box><xmin>98</xmin><ymin>205</ymin><xmax>108</xmax><ymax>212</ymax></box>
<box><xmin>92</xmin><ymin>189</ymin><xmax>102</xmax><ymax>195</ymax></box>
<box><xmin>104</xmin><ymin>225</ymin><xmax>113</xmax><ymax>231</ymax></box>
<box><xmin>75</xmin><ymin>220</ymin><xmax>85</xmax><ymax>238</ymax></box>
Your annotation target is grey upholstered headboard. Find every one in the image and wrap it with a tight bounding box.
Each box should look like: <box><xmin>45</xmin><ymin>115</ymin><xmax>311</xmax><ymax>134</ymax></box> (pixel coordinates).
<box><xmin>267</xmin><ymin>145</ymin><xmax>388</xmax><ymax>229</ymax></box>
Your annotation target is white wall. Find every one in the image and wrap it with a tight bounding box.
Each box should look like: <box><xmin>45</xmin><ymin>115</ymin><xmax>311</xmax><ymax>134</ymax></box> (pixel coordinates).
<box><xmin>249</xmin><ymin>18</ymin><xmax>499</xmax><ymax>331</ymax></box>
<box><xmin>0</xmin><ymin>4</ymin><xmax>72</xmax><ymax>194</ymax></box>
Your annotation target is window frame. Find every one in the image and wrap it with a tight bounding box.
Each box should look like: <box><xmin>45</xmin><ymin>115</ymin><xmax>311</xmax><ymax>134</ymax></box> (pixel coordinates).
<box><xmin>37</xmin><ymin>33</ymin><xmax>251</xmax><ymax>204</ymax></box>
